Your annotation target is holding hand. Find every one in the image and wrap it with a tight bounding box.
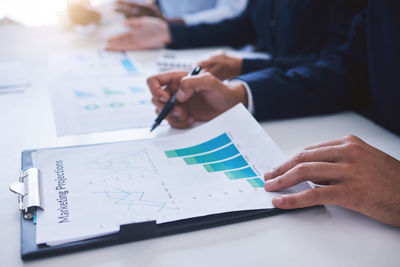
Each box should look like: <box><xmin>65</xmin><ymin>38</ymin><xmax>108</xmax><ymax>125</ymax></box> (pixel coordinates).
<box><xmin>106</xmin><ymin>17</ymin><xmax>170</xmax><ymax>51</ymax></box>
<box><xmin>264</xmin><ymin>135</ymin><xmax>400</xmax><ymax>227</ymax></box>
<box><xmin>198</xmin><ymin>51</ymin><xmax>243</xmax><ymax>81</ymax></box>
<box><xmin>147</xmin><ymin>71</ymin><xmax>248</xmax><ymax>128</ymax></box>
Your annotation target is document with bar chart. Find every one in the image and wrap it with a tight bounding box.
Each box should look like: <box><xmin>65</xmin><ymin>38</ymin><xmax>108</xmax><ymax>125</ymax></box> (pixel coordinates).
<box><xmin>50</xmin><ymin>77</ymin><xmax>155</xmax><ymax>136</ymax></box>
<box><xmin>33</xmin><ymin>104</ymin><xmax>306</xmax><ymax>245</ymax></box>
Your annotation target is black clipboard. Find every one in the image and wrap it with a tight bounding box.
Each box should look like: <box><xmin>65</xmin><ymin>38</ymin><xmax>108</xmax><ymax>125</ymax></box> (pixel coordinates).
<box><xmin>16</xmin><ymin>148</ymin><xmax>297</xmax><ymax>261</ymax></box>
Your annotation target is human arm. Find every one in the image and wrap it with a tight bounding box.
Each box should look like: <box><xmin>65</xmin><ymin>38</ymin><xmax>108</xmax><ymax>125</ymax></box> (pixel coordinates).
<box><xmin>181</xmin><ymin>0</ymin><xmax>248</xmax><ymax>26</ymax></box>
<box><xmin>168</xmin><ymin>2</ymin><xmax>255</xmax><ymax>49</ymax></box>
<box><xmin>106</xmin><ymin>2</ymin><xmax>254</xmax><ymax>51</ymax></box>
<box><xmin>236</xmin><ymin>10</ymin><xmax>370</xmax><ymax>121</ymax></box>
<box><xmin>264</xmin><ymin>135</ymin><xmax>400</xmax><ymax>227</ymax></box>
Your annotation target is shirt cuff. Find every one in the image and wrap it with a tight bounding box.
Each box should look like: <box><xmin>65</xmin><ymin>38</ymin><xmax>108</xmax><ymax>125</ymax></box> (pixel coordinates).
<box><xmin>229</xmin><ymin>79</ymin><xmax>255</xmax><ymax>114</ymax></box>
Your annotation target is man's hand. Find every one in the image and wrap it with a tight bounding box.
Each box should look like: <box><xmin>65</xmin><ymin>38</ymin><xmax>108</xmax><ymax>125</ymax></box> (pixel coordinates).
<box><xmin>198</xmin><ymin>51</ymin><xmax>243</xmax><ymax>81</ymax></box>
<box><xmin>106</xmin><ymin>17</ymin><xmax>170</xmax><ymax>51</ymax></box>
<box><xmin>264</xmin><ymin>135</ymin><xmax>400</xmax><ymax>227</ymax></box>
<box><xmin>147</xmin><ymin>71</ymin><xmax>248</xmax><ymax>128</ymax></box>
<box><xmin>115</xmin><ymin>1</ymin><xmax>163</xmax><ymax>19</ymax></box>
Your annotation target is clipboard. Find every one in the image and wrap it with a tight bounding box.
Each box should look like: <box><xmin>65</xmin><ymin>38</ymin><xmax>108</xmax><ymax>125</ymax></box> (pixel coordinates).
<box><xmin>11</xmin><ymin>137</ymin><xmax>305</xmax><ymax>261</ymax></box>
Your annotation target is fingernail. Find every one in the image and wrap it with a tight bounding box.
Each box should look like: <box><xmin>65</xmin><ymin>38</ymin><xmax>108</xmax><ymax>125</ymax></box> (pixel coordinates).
<box><xmin>160</xmin><ymin>96</ymin><xmax>167</xmax><ymax>102</ymax></box>
<box><xmin>264</xmin><ymin>179</ymin><xmax>274</xmax><ymax>189</ymax></box>
<box><xmin>264</xmin><ymin>169</ymin><xmax>273</xmax><ymax>180</ymax></box>
<box><xmin>177</xmin><ymin>90</ymin><xmax>185</xmax><ymax>99</ymax></box>
<box><xmin>273</xmin><ymin>196</ymin><xmax>284</xmax><ymax>206</ymax></box>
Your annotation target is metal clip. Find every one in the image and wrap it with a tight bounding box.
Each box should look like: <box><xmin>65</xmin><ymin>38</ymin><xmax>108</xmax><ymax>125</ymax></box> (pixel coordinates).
<box><xmin>9</xmin><ymin>168</ymin><xmax>43</xmax><ymax>219</ymax></box>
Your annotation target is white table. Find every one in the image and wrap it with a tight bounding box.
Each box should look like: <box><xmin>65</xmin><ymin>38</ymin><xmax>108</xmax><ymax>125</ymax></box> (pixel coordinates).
<box><xmin>1</xmin><ymin>25</ymin><xmax>399</xmax><ymax>267</ymax></box>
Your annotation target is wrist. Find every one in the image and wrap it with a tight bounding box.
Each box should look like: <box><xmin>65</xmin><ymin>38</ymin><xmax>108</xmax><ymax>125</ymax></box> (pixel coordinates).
<box><xmin>160</xmin><ymin>21</ymin><xmax>172</xmax><ymax>45</ymax></box>
<box><xmin>232</xmin><ymin>57</ymin><xmax>243</xmax><ymax>77</ymax></box>
<box><xmin>226</xmin><ymin>80</ymin><xmax>248</xmax><ymax>108</ymax></box>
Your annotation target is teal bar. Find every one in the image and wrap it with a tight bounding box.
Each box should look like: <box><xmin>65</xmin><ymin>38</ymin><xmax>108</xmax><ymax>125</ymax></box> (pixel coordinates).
<box><xmin>203</xmin><ymin>155</ymin><xmax>248</xmax><ymax>172</ymax></box>
<box><xmin>247</xmin><ymin>178</ymin><xmax>265</xmax><ymax>188</ymax></box>
<box><xmin>121</xmin><ymin>58</ymin><xmax>137</xmax><ymax>73</ymax></box>
<box><xmin>165</xmin><ymin>133</ymin><xmax>231</xmax><ymax>158</ymax></box>
<box><xmin>183</xmin><ymin>144</ymin><xmax>239</xmax><ymax>165</ymax></box>
<box><xmin>225</xmin><ymin>167</ymin><xmax>258</xmax><ymax>180</ymax></box>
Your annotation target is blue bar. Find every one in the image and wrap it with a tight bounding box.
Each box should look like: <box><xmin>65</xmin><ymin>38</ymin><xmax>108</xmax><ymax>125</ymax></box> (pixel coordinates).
<box><xmin>121</xmin><ymin>58</ymin><xmax>137</xmax><ymax>73</ymax></box>
<box><xmin>225</xmin><ymin>167</ymin><xmax>258</xmax><ymax>179</ymax></box>
<box><xmin>247</xmin><ymin>178</ymin><xmax>265</xmax><ymax>188</ymax></box>
<box><xmin>183</xmin><ymin>144</ymin><xmax>239</xmax><ymax>165</ymax></box>
<box><xmin>203</xmin><ymin>155</ymin><xmax>248</xmax><ymax>172</ymax></box>
<box><xmin>165</xmin><ymin>133</ymin><xmax>231</xmax><ymax>158</ymax></box>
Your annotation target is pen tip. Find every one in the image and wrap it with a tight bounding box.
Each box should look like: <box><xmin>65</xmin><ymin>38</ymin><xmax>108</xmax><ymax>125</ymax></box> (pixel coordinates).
<box><xmin>150</xmin><ymin>123</ymin><xmax>157</xmax><ymax>132</ymax></box>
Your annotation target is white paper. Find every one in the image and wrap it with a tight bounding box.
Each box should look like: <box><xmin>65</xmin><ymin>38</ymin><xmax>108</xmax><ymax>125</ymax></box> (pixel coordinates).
<box><xmin>34</xmin><ymin>104</ymin><xmax>307</xmax><ymax>245</ymax></box>
<box><xmin>157</xmin><ymin>48</ymin><xmax>270</xmax><ymax>72</ymax></box>
<box><xmin>49</xmin><ymin>50</ymin><xmax>141</xmax><ymax>80</ymax></box>
<box><xmin>48</xmin><ymin>49</ymin><xmax>157</xmax><ymax>136</ymax></box>
<box><xmin>0</xmin><ymin>62</ymin><xmax>31</xmax><ymax>91</ymax></box>
<box><xmin>50</xmin><ymin>77</ymin><xmax>156</xmax><ymax>136</ymax></box>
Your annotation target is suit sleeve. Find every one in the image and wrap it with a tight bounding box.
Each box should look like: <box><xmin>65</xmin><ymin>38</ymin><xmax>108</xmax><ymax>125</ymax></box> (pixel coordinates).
<box><xmin>168</xmin><ymin>2</ymin><xmax>256</xmax><ymax>49</ymax></box>
<box><xmin>241</xmin><ymin>0</ymin><xmax>367</xmax><ymax>75</ymax></box>
<box><xmin>237</xmin><ymin>11</ymin><xmax>371</xmax><ymax>121</ymax></box>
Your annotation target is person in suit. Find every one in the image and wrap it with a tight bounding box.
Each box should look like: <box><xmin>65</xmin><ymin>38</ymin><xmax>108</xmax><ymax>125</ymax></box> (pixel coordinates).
<box><xmin>106</xmin><ymin>0</ymin><xmax>366</xmax><ymax>78</ymax></box>
<box><xmin>146</xmin><ymin>0</ymin><xmax>400</xmax><ymax>227</ymax></box>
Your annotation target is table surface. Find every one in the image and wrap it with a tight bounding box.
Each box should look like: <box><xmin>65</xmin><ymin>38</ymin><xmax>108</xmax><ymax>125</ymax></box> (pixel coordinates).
<box><xmin>1</xmin><ymin>24</ymin><xmax>399</xmax><ymax>267</ymax></box>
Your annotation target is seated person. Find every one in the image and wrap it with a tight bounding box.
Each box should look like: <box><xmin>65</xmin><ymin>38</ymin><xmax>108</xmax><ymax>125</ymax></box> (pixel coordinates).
<box><xmin>107</xmin><ymin>0</ymin><xmax>365</xmax><ymax>83</ymax></box>
<box><xmin>146</xmin><ymin>0</ymin><xmax>400</xmax><ymax>227</ymax></box>
<box><xmin>116</xmin><ymin>0</ymin><xmax>248</xmax><ymax>26</ymax></box>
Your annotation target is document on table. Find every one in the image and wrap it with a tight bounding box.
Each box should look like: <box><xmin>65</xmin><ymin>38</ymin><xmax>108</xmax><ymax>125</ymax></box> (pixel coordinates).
<box><xmin>33</xmin><ymin>104</ymin><xmax>308</xmax><ymax>246</ymax></box>
<box><xmin>50</xmin><ymin>77</ymin><xmax>155</xmax><ymax>136</ymax></box>
<box><xmin>0</xmin><ymin>62</ymin><xmax>31</xmax><ymax>93</ymax></box>
<box><xmin>49</xmin><ymin>50</ymin><xmax>141</xmax><ymax>79</ymax></box>
<box><xmin>48</xmin><ymin>49</ymin><xmax>158</xmax><ymax>136</ymax></box>
<box><xmin>157</xmin><ymin>48</ymin><xmax>270</xmax><ymax>72</ymax></box>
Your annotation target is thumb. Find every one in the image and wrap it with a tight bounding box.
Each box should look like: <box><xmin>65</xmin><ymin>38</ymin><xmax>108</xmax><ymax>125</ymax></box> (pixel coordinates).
<box><xmin>177</xmin><ymin>73</ymin><xmax>220</xmax><ymax>102</ymax></box>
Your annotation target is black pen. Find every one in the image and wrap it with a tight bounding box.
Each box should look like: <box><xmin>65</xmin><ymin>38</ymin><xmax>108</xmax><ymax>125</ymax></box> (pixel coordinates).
<box><xmin>150</xmin><ymin>66</ymin><xmax>202</xmax><ymax>132</ymax></box>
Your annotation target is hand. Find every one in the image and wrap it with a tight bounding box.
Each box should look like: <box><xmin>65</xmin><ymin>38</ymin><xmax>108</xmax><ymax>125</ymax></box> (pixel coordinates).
<box><xmin>106</xmin><ymin>17</ymin><xmax>171</xmax><ymax>51</ymax></box>
<box><xmin>264</xmin><ymin>135</ymin><xmax>400</xmax><ymax>227</ymax></box>
<box><xmin>115</xmin><ymin>1</ymin><xmax>163</xmax><ymax>19</ymax></box>
<box><xmin>68</xmin><ymin>3</ymin><xmax>101</xmax><ymax>26</ymax></box>
<box><xmin>198</xmin><ymin>51</ymin><xmax>243</xmax><ymax>81</ymax></box>
<box><xmin>147</xmin><ymin>71</ymin><xmax>248</xmax><ymax>128</ymax></box>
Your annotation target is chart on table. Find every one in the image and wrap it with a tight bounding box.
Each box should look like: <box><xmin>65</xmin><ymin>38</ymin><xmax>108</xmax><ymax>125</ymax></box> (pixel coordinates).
<box><xmin>51</xmin><ymin>78</ymin><xmax>156</xmax><ymax>136</ymax></box>
<box><xmin>165</xmin><ymin>133</ymin><xmax>265</xmax><ymax>188</ymax></box>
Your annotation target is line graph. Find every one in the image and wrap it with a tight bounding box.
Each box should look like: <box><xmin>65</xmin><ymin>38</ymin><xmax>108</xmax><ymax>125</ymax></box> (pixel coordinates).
<box><xmin>93</xmin><ymin>189</ymin><xmax>178</xmax><ymax>215</ymax></box>
<box><xmin>85</xmin><ymin>148</ymin><xmax>157</xmax><ymax>177</ymax></box>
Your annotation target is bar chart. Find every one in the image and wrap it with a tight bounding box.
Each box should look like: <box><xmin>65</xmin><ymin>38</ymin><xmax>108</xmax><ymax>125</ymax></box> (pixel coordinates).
<box><xmin>165</xmin><ymin>133</ymin><xmax>265</xmax><ymax>188</ymax></box>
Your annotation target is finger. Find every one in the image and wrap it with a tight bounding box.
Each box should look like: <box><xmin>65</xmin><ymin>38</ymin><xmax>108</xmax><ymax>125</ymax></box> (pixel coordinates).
<box><xmin>151</xmin><ymin>98</ymin><xmax>166</xmax><ymax>110</ymax></box>
<box><xmin>106</xmin><ymin>44</ymin><xmax>137</xmax><ymax>51</ymax></box>
<box><xmin>305</xmin><ymin>137</ymin><xmax>348</xmax><ymax>150</ymax></box>
<box><xmin>264</xmin><ymin>162</ymin><xmax>345</xmax><ymax>192</ymax></box>
<box><xmin>197</xmin><ymin>59</ymin><xmax>213</xmax><ymax>70</ymax></box>
<box><xmin>166</xmin><ymin>116</ymin><xmax>195</xmax><ymax>129</ymax></box>
<box><xmin>177</xmin><ymin>72</ymin><xmax>221</xmax><ymax>102</ymax></box>
<box><xmin>147</xmin><ymin>72</ymin><xmax>188</xmax><ymax>100</ymax></box>
<box><xmin>264</xmin><ymin>145</ymin><xmax>345</xmax><ymax>180</ymax></box>
<box><xmin>272</xmin><ymin>187</ymin><xmax>339</xmax><ymax>209</ymax></box>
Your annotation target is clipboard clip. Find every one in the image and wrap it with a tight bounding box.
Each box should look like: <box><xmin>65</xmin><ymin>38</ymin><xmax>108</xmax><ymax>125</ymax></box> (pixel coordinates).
<box><xmin>9</xmin><ymin>168</ymin><xmax>43</xmax><ymax>220</ymax></box>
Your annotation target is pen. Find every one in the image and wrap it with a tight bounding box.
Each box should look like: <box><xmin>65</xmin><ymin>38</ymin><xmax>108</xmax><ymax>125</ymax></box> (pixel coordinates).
<box><xmin>150</xmin><ymin>65</ymin><xmax>202</xmax><ymax>132</ymax></box>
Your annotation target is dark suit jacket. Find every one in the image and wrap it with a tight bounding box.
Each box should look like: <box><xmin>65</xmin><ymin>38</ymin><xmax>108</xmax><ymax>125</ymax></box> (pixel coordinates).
<box><xmin>169</xmin><ymin>0</ymin><xmax>366</xmax><ymax>74</ymax></box>
<box><xmin>238</xmin><ymin>0</ymin><xmax>400</xmax><ymax>135</ymax></box>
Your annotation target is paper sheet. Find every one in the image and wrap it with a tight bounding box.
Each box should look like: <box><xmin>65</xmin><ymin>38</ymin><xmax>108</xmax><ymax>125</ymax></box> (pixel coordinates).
<box><xmin>48</xmin><ymin>50</ymin><xmax>158</xmax><ymax>136</ymax></box>
<box><xmin>0</xmin><ymin>62</ymin><xmax>31</xmax><ymax>93</ymax></box>
<box><xmin>50</xmin><ymin>77</ymin><xmax>156</xmax><ymax>136</ymax></box>
<box><xmin>34</xmin><ymin>104</ymin><xmax>307</xmax><ymax>245</ymax></box>
<box><xmin>157</xmin><ymin>48</ymin><xmax>270</xmax><ymax>72</ymax></box>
